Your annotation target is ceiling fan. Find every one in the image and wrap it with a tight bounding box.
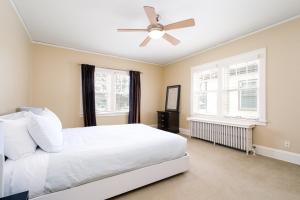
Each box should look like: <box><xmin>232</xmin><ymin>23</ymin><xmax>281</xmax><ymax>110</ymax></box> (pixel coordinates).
<box><xmin>117</xmin><ymin>6</ymin><xmax>195</xmax><ymax>47</ymax></box>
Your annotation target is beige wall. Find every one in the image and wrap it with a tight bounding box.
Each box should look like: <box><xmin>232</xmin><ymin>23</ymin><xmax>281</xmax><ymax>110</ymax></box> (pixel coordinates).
<box><xmin>31</xmin><ymin>44</ymin><xmax>163</xmax><ymax>128</ymax></box>
<box><xmin>0</xmin><ymin>0</ymin><xmax>32</xmax><ymax>114</ymax></box>
<box><xmin>2</xmin><ymin>0</ymin><xmax>300</xmax><ymax>154</ymax></box>
<box><xmin>163</xmin><ymin>18</ymin><xmax>300</xmax><ymax>154</ymax></box>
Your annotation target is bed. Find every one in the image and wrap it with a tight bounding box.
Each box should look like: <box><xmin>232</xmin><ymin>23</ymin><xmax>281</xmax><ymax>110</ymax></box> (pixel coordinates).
<box><xmin>0</xmin><ymin>123</ymin><xmax>189</xmax><ymax>200</ymax></box>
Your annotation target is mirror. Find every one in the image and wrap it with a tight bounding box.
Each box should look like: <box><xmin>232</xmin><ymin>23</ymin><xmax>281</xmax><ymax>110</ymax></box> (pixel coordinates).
<box><xmin>165</xmin><ymin>85</ymin><xmax>181</xmax><ymax>112</ymax></box>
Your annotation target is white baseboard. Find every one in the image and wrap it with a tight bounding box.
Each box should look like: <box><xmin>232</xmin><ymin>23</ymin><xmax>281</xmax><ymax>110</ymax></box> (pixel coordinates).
<box><xmin>253</xmin><ymin>145</ymin><xmax>300</xmax><ymax>165</ymax></box>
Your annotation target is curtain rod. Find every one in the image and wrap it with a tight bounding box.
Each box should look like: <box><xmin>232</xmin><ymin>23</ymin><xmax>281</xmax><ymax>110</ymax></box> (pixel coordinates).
<box><xmin>82</xmin><ymin>64</ymin><xmax>142</xmax><ymax>74</ymax></box>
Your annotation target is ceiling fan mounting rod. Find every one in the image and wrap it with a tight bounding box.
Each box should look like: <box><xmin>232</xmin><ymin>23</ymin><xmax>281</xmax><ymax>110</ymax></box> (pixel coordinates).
<box><xmin>156</xmin><ymin>14</ymin><xmax>160</xmax><ymax>23</ymax></box>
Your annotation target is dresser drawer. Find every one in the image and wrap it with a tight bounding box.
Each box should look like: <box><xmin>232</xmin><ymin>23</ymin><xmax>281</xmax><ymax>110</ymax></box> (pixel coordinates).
<box><xmin>157</xmin><ymin>111</ymin><xmax>179</xmax><ymax>133</ymax></box>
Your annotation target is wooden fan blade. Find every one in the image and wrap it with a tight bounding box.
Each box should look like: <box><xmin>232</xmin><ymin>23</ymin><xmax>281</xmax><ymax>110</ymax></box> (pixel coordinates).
<box><xmin>164</xmin><ymin>18</ymin><xmax>195</xmax><ymax>30</ymax></box>
<box><xmin>144</xmin><ymin>6</ymin><xmax>157</xmax><ymax>24</ymax></box>
<box><xmin>162</xmin><ymin>33</ymin><xmax>180</xmax><ymax>45</ymax></box>
<box><xmin>117</xmin><ymin>28</ymin><xmax>148</xmax><ymax>32</ymax></box>
<box><xmin>139</xmin><ymin>36</ymin><xmax>151</xmax><ymax>47</ymax></box>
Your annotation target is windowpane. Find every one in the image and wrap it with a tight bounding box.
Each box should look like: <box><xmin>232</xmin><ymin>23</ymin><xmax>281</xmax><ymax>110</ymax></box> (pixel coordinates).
<box><xmin>198</xmin><ymin>94</ymin><xmax>207</xmax><ymax>110</ymax></box>
<box><xmin>240</xmin><ymin>88</ymin><xmax>257</xmax><ymax>110</ymax></box>
<box><xmin>95</xmin><ymin>93</ymin><xmax>109</xmax><ymax>112</ymax></box>
<box><xmin>192</xmin><ymin>68</ymin><xmax>218</xmax><ymax>115</ymax></box>
<box><xmin>95</xmin><ymin>71</ymin><xmax>111</xmax><ymax>112</ymax></box>
<box><xmin>94</xmin><ymin>69</ymin><xmax>129</xmax><ymax>114</ymax></box>
<box><xmin>115</xmin><ymin>73</ymin><xmax>129</xmax><ymax>112</ymax></box>
<box><xmin>223</xmin><ymin>60</ymin><xmax>259</xmax><ymax>119</ymax></box>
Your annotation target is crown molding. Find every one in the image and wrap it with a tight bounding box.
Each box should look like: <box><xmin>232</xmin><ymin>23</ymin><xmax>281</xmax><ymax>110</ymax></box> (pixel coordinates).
<box><xmin>32</xmin><ymin>41</ymin><xmax>162</xmax><ymax>66</ymax></box>
<box><xmin>9</xmin><ymin>0</ymin><xmax>162</xmax><ymax>66</ymax></box>
<box><xmin>8</xmin><ymin>0</ymin><xmax>300</xmax><ymax>66</ymax></box>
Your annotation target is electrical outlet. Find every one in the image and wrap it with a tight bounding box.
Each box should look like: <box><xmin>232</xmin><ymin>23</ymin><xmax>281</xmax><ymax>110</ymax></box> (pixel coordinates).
<box><xmin>284</xmin><ymin>140</ymin><xmax>290</xmax><ymax>148</ymax></box>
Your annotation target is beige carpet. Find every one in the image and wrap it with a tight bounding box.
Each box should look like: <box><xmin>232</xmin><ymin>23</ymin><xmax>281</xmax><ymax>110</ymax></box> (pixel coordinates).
<box><xmin>112</xmin><ymin>137</ymin><xmax>300</xmax><ymax>200</ymax></box>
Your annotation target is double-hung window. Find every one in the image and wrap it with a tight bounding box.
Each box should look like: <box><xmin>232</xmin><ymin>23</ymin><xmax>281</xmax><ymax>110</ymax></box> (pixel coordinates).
<box><xmin>94</xmin><ymin>68</ymin><xmax>129</xmax><ymax>115</ymax></box>
<box><xmin>192</xmin><ymin>67</ymin><xmax>218</xmax><ymax>115</ymax></box>
<box><xmin>191</xmin><ymin>49</ymin><xmax>266</xmax><ymax>123</ymax></box>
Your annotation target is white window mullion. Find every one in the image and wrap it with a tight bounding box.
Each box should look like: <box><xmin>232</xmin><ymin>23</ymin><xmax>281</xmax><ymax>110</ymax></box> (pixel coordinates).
<box><xmin>258</xmin><ymin>51</ymin><xmax>266</xmax><ymax>123</ymax></box>
<box><xmin>217</xmin><ymin>64</ymin><xmax>223</xmax><ymax>118</ymax></box>
<box><xmin>111</xmin><ymin>71</ymin><xmax>116</xmax><ymax>113</ymax></box>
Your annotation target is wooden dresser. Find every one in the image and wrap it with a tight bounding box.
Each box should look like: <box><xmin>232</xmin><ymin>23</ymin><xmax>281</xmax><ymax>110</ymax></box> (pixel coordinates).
<box><xmin>157</xmin><ymin>111</ymin><xmax>179</xmax><ymax>133</ymax></box>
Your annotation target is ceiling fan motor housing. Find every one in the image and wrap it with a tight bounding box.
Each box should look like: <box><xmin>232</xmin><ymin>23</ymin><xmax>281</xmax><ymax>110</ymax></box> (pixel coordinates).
<box><xmin>147</xmin><ymin>24</ymin><xmax>164</xmax><ymax>32</ymax></box>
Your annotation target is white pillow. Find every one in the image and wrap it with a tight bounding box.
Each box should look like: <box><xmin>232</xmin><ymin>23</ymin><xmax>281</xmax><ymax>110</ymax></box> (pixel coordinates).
<box><xmin>26</xmin><ymin>112</ymin><xmax>63</xmax><ymax>153</ymax></box>
<box><xmin>40</xmin><ymin>108</ymin><xmax>62</xmax><ymax>130</ymax></box>
<box><xmin>0</xmin><ymin>118</ymin><xmax>37</xmax><ymax>160</ymax></box>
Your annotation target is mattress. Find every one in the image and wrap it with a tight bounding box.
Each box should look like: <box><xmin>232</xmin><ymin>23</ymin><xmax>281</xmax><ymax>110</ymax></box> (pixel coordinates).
<box><xmin>4</xmin><ymin>124</ymin><xmax>187</xmax><ymax>198</ymax></box>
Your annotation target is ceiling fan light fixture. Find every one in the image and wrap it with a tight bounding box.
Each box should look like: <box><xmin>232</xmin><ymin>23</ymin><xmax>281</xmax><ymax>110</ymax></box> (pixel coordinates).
<box><xmin>148</xmin><ymin>30</ymin><xmax>165</xmax><ymax>39</ymax></box>
<box><xmin>117</xmin><ymin>6</ymin><xmax>196</xmax><ymax>46</ymax></box>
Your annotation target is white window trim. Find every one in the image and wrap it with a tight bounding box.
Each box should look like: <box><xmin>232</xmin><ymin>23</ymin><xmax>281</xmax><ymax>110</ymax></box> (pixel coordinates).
<box><xmin>80</xmin><ymin>67</ymin><xmax>129</xmax><ymax>117</ymax></box>
<box><xmin>190</xmin><ymin>48</ymin><xmax>266</xmax><ymax>125</ymax></box>
<box><xmin>94</xmin><ymin>112</ymin><xmax>128</xmax><ymax>117</ymax></box>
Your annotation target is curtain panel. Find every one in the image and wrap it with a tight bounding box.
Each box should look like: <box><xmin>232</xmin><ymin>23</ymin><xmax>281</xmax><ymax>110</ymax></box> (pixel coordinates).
<box><xmin>81</xmin><ymin>64</ymin><xmax>97</xmax><ymax>126</ymax></box>
<box><xmin>128</xmin><ymin>71</ymin><xmax>141</xmax><ymax>123</ymax></box>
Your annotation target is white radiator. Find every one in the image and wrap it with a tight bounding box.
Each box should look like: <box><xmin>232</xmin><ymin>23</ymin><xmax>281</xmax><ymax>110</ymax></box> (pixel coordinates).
<box><xmin>188</xmin><ymin>118</ymin><xmax>255</xmax><ymax>154</ymax></box>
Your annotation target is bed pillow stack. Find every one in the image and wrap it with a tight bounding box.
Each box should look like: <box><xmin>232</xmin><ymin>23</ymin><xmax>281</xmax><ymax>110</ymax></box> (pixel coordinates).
<box><xmin>0</xmin><ymin>112</ymin><xmax>37</xmax><ymax>160</ymax></box>
<box><xmin>26</xmin><ymin>108</ymin><xmax>64</xmax><ymax>153</ymax></box>
<box><xmin>0</xmin><ymin>108</ymin><xmax>64</xmax><ymax>160</ymax></box>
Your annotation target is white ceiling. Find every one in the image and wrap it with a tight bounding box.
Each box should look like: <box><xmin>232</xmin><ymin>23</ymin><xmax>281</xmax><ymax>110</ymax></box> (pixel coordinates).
<box><xmin>12</xmin><ymin>0</ymin><xmax>300</xmax><ymax>65</ymax></box>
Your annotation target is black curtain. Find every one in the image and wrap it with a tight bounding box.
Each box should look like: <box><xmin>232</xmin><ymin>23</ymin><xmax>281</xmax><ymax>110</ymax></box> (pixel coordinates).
<box><xmin>81</xmin><ymin>64</ymin><xmax>96</xmax><ymax>127</ymax></box>
<box><xmin>128</xmin><ymin>71</ymin><xmax>141</xmax><ymax>124</ymax></box>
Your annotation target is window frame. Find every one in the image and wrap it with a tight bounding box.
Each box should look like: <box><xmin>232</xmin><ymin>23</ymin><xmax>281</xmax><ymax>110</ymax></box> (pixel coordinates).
<box><xmin>192</xmin><ymin>66</ymin><xmax>219</xmax><ymax>116</ymax></box>
<box><xmin>80</xmin><ymin>67</ymin><xmax>130</xmax><ymax>117</ymax></box>
<box><xmin>190</xmin><ymin>48</ymin><xmax>266</xmax><ymax>125</ymax></box>
<box><xmin>94</xmin><ymin>68</ymin><xmax>130</xmax><ymax>116</ymax></box>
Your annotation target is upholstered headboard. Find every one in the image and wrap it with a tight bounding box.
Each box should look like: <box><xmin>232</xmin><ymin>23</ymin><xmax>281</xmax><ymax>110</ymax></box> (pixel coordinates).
<box><xmin>18</xmin><ymin>107</ymin><xmax>45</xmax><ymax>114</ymax></box>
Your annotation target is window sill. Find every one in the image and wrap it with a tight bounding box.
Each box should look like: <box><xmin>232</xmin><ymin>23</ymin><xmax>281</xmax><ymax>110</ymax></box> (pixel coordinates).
<box><xmin>80</xmin><ymin>112</ymin><xmax>129</xmax><ymax>117</ymax></box>
<box><xmin>187</xmin><ymin>116</ymin><xmax>267</xmax><ymax>128</ymax></box>
<box><xmin>97</xmin><ymin>112</ymin><xmax>129</xmax><ymax>117</ymax></box>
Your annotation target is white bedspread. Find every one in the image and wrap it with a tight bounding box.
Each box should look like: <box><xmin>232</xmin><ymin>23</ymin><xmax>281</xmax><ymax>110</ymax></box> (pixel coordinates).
<box><xmin>4</xmin><ymin>124</ymin><xmax>186</xmax><ymax>198</ymax></box>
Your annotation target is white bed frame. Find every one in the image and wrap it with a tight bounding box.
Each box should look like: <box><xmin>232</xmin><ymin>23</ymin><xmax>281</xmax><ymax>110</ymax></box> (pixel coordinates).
<box><xmin>0</xmin><ymin>128</ymin><xmax>189</xmax><ymax>200</ymax></box>
<box><xmin>0</xmin><ymin>126</ymin><xmax>4</xmax><ymax>198</ymax></box>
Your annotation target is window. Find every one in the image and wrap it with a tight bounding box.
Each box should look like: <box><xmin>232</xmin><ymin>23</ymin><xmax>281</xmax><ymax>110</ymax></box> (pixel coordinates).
<box><xmin>191</xmin><ymin>49</ymin><xmax>266</xmax><ymax>123</ymax></box>
<box><xmin>192</xmin><ymin>68</ymin><xmax>218</xmax><ymax>115</ymax></box>
<box><xmin>94</xmin><ymin>68</ymin><xmax>129</xmax><ymax>114</ymax></box>
<box><xmin>239</xmin><ymin>79</ymin><xmax>257</xmax><ymax>111</ymax></box>
<box><xmin>223</xmin><ymin>60</ymin><xmax>259</xmax><ymax>119</ymax></box>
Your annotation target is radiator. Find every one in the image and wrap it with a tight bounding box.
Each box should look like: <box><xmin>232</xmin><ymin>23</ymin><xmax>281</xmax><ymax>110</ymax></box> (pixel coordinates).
<box><xmin>188</xmin><ymin>118</ymin><xmax>255</xmax><ymax>154</ymax></box>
